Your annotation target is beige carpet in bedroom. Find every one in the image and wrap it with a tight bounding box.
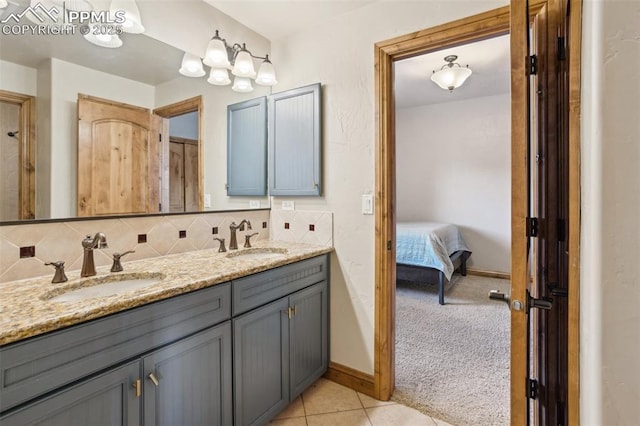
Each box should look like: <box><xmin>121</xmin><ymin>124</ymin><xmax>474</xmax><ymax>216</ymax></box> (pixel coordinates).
<box><xmin>392</xmin><ymin>274</ymin><xmax>511</xmax><ymax>426</ymax></box>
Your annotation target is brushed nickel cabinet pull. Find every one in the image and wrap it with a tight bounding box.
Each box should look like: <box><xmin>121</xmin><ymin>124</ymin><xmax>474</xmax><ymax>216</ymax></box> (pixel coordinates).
<box><xmin>132</xmin><ymin>379</ymin><xmax>141</xmax><ymax>397</ymax></box>
<box><xmin>148</xmin><ymin>372</ymin><xmax>160</xmax><ymax>386</ymax></box>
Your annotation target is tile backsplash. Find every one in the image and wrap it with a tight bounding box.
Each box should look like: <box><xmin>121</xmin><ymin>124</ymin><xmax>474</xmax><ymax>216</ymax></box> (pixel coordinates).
<box><xmin>0</xmin><ymin>210</ymin><xmax>269</xmax><ymax>283</ymax></box>
<box><xmin>270</xmin><ymin>210</ymin><xmax>333</xmax><ymax>247</ymax></box>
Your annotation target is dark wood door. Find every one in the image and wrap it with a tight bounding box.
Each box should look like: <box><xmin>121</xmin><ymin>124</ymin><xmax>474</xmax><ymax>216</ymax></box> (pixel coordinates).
<box><xmin>532</xmin><ymin>0</ymin><xmax>571</xmax><ymax>424</ymax></box>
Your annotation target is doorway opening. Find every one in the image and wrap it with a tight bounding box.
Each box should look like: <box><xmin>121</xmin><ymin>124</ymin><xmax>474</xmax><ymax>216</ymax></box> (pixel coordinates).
<box><xmin>154</xmin><ymin>96</ymin><xmax>203</xmax><ymax>213</ymax></box>
<box><xmin>393</xmin><ymin>33</ymin><xmax>512</xmax><ymax>425</ymax></box>
<box><xmin>374</xmin><ymin>2</ymin><xmax>581</xmax><ymax>424</ymax></box>
<box><xmin>0</xmin><ymin>89</ymin><xmax>35</xmax><ymax>220</ymax></box>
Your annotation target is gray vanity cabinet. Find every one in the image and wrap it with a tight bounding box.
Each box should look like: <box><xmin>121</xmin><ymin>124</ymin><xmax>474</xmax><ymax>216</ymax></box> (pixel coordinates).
<box><xmin>232</xmin><ymin>255</ymin><xmax>329</xmax><ymax>426</ymax></box>
<box><xmin>143</xmin><ymin>322</ymin><xmax>233</xmax><ymax>426</ymax></box>
<box><xmin>0</xmin><ymin>361</ymin><xmax>140</xmax><ymax>426</ymax></box>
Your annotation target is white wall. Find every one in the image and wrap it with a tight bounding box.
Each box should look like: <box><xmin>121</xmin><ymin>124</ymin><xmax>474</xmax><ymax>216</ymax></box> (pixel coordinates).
<box><xmin>155</xmin><ymin>76</ymin><xmax>271</xmax><ymax>211</ymax></box>
<box><xmin>581</xmin><ymin>1</ymin><xmax>640</xmax><ymax>424</ymax></box>
<box><xmin>271</xmin><ymin>0</ymin><xmax>508</xmax><ymax>374</ymax></box>
<box><xmin>396</xmin><ymin>94</ymin><xmax>511</xmax><ymax>273</ymax></box>
<box><xmin>47</xmin><ymin>58</ymin><xmax>155</xmax><ymax>218</ymax></box>
<box><xmin>0</xmin><ymin>60</ymin><xmax>37</xmax><ymax>96</ymax></box>
<box><xmin>169</xmin><ymin>111</ymin><xmax>198</xmax><ymax>140</ymax></box>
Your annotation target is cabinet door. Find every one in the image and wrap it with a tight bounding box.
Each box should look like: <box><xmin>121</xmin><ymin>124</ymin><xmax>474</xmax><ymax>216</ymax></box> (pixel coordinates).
<box><xmin>268</xmin><ymin>83</ymin><xmax>322</xmax><ymax>196</ymax></box>
<box><xmin>143</xmin><ymin>322</ymin><xmax>232</xmax><ymax>426</ymax></box>
<box><xmin>234</xmin><ymin>298</ymin><xmax>290</xmax><ymax>426</ymax></box>
<box><xmin>227</xmin><ymin>97</ymin><xmax>267</xmax><ymax>196</ymax></box>
<box><xmin>0</xmin><ymin>361</ymin><xmax>140</xmax><ymax>426</ymax></box>
<box><xmin>289</xmin><ymin>281</ymin><xmax>329</xmax><ymax>399</ymax></box>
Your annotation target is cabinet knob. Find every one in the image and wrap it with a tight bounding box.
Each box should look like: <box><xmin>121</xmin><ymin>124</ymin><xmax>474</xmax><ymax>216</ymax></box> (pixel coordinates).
<box><xmin>148</xmin><ymin>372</ymin><xmax>160</xmax><ymax>386</ymax></box>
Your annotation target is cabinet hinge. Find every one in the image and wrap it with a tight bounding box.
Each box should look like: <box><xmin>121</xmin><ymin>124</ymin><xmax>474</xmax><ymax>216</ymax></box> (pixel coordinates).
<box><xmin>526</xmin><ymin>217</ymin><xmax>539</xmax><ymax>237</ymax></box>
<box><xmin>527</xmin><ymin>54</ymin><xmax>538</xmax><ymax>75</ymax></box>
<box><xmin>527</xmin><ymin>378</ymin><xmax>539</xmax><ymax>400</ymax></box>
<box><xmin>158</xmin><ymin>203</ymin><xmax>162</xmax><ymax>211</ymax></box>
<box><xmin>159</xmin><ymin>133</ymin><xmax>162</xmax><ymax>142</ymax></box>
<box><xmin>387</xmin><ymin>240</ymin><xmax>392</xmax><ymax>251</ymax></box>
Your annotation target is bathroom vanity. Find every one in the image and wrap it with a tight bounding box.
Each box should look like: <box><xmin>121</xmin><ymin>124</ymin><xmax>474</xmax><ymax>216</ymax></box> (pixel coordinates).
<box><xmin>0</xmin><ymin>243</ymin><xmax>330</xmax><ymax>426</ymax></box>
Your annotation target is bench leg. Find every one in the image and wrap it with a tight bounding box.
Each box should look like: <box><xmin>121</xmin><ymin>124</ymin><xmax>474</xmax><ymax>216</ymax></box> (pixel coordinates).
<box><xmin>438</xmin><ymin>272</ymin><xmax>445</xmax><ymax>305</ymax></box>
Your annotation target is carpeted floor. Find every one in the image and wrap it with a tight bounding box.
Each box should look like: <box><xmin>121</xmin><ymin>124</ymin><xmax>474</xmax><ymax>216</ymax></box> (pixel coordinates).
<box><xmin>392</xmin><ymin>274</ymin><xmax>511</xmax><ymax>426</ymax></box>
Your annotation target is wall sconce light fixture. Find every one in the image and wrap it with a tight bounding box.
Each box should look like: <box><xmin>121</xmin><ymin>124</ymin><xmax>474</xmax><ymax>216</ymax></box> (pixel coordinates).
<box><xmin>179</xmin><ymin>29</ymin><xmax>277</xmax><ymax>93</ymax></box>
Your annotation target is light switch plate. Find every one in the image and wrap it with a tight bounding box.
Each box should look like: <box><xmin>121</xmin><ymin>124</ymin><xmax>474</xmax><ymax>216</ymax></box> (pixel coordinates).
<box><xmin>249</xmin><ymin>200</ymin><xmax>261</xmax><ymax>209</ymax></box>
<box><xmin>362</xmin><ymin>194</ymin><xmax>374</xmax><ymax>215</ymax></box>
<box><xmin>282</xmin><ymin>200</ymin><xmax>295</xmax><ymax>211</ymax></box>
<box><xmin>204</xmin><ymin>194</ymin><xmax>211</xmax><ymax>208</ymax></box>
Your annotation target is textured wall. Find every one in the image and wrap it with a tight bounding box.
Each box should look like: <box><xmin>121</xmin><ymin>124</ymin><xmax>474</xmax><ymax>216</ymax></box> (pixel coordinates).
<box><xmin>396</xmin><ymin>94</ymin><xmax>511</xmax><ymax>273</ymax></box>
<box><xmin>581</xmin><ymin>1</ymin><xmax>640</xmax><ymax>424</ymax></box>
<box><xmin>271</xmin><ymin>0</ymin><xmax>508</xmax><ymax>374</ymax></box>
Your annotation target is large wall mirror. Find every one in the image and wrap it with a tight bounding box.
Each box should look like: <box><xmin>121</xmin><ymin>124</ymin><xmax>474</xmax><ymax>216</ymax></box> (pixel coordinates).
<box><xmin>0</xmin><ymin>0</ymin><xmax>272</xmax><ymax>222</ymax></box>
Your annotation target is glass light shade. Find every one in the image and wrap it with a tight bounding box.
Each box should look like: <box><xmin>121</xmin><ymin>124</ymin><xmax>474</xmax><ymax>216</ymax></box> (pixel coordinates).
<box><xmin>231</xmin><ymin>77</ymin><xmax>253</xmax><ymax>93</ymax></box>
<box><xmin>208</xmin><ymin>68</ymin><xmax>231</xmax><ymax>86</ymax></box>
<box><xmin>430</xmin><ymin>66</ymin><xmax>472</xmax><ymax>92</ymax></box>
<box><xmin>179</xmin><ymin>52</ymin><xmax>205</xmax><ymax>77</ymax></box>
<box><xmin>231</xmin><ymin>50</ymin><xmax>256</xmax><ymax>78</ymax></box>
<box><xmin>110</xmin><ymin>0</ymin><xmax>145</xmax><ymax>34</ymax></box>
<box><xmin>203</xmin><ymin>38</ymin><xmax>230</xmax><ymax>68</ymax></box>
<box><xmin>84</xmin><ymin>32</ymin><xmax>123</xmax><ymax>48</ymax></box>
<box><xmin>0</xmin><ymin>0</ymin><xmax>7</xmax><ymax>8</ymax></box>
<box><xmin>255</xmin><ymin>60</ymin><xmax>277</xmax><ymax>86</ymax></box>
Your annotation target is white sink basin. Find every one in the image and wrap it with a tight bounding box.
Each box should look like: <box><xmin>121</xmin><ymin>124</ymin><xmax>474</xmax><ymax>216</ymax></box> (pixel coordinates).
<box><xmin>226</xmin><ymin>248</ymin><xmax>288</xmax><ymax>261</ymax></box>
<box><xmin>43</xmin><ymin>272</ymin><xmax>166</xmax><ymax>303</ymax></box>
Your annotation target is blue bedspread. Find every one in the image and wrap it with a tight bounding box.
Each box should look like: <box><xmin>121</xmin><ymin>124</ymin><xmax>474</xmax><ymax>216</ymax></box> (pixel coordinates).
<box><xmin>396</xmin><ymin>222</ymin><xmax>471</xmax><ymax>280</ymax></box>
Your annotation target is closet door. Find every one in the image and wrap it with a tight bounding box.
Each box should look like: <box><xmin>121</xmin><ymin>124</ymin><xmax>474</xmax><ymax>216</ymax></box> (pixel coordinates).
<box><xmin>268</xmin><ymin>83</ymin><xmax>321</xmax><ymax>196</ymax></box>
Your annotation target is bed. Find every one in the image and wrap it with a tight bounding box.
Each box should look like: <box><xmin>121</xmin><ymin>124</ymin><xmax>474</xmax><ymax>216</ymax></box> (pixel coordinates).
<box><xmin>396</xmin><ymin>222</ymin><xmax>471</xmax><ymax>305</ymax></box>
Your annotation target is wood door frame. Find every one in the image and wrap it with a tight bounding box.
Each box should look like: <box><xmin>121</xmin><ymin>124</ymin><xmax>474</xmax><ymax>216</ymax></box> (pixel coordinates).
<box><xmin>0</xmin><ymin>89</ymin><xmax>35</xmax><ymax>220</ymax></box>
<box><xmin>373</xmin><ymin>2</ymin><xmax>581</xmax><ymax>423</ymax></box>
<box><xmin>154</xmin><ymin>96</ymin><xmax>204</xmax><ymax>211</ymax></box>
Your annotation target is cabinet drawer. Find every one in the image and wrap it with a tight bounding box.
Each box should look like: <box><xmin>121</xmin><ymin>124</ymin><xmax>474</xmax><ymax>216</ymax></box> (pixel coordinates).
<box><xmin>233</xmin><ymin>255</ymin><xmax>328</xmax><ymax>316</ymax></box>
<box><xmin>0</xmin><ymin>282</ymin><xmax>231</xmax><ymax>413</ymax></box>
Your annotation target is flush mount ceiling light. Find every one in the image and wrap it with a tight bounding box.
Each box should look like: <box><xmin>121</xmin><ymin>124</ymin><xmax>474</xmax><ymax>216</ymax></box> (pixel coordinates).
<box><xmin>430</xmin><ymin>55</ymin><xmax>472</xmax><ymax>92</ymax></box>
<box><xmin>181</xmin><ymin>29</ymin><xmax>277</xmax><ymax>93</ymax></box>
<box><xmin>0</xmin><ymin>0</ymin><xmax>8</xmax><ymax>8</ymax></box>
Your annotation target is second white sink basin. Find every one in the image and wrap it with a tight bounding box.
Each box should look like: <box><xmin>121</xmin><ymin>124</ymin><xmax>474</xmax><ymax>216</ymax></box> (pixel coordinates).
<box><xmin>226</xmin><ymin>247</ymin><xmax>288</xmax><ymax>261</ymax></box>
<box><xmin>43</xmin><ymin>272</ymin><xmax>166</xmax><ymax>303</ymax></box>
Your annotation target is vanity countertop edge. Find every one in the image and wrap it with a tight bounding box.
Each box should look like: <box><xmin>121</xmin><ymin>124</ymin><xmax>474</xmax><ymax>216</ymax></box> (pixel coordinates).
<box><xmin>0</xmin><ymin>240</ymin><xmax>333</xmax><ymax>346</ymax></box>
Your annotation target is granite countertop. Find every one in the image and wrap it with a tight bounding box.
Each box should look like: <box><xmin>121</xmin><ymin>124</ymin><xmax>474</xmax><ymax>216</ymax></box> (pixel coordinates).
<box><xmin>0</xmin><ymin>241</ymin><xmax>333</xmax><ymax>346</ymax></box>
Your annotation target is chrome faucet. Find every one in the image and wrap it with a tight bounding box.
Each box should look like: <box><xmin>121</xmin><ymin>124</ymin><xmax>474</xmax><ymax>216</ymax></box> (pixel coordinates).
<box><xmin>81</xmin><ymin>233</ymin><xmax>108</xmax><ymax>277</ymax></box>
<box><xmin>229</xmin><ymin>220</ymin><xmax>252</xmax><ymax>250</ymax></box>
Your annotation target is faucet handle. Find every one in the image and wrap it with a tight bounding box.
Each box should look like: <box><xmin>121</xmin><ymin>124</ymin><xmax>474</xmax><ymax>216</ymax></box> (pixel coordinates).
<box><xmin>111</xmin><ymin>250</ymin><xmax>135</xmax><ymax>272</ymax></box>
<box><xmin>44</xmin><ymin>261</ymin><xmax>68</xmax><ymax>284</ymax></box>
<box><xmin>214</xmin><ymin>237</ymin><xmax>227</xmax><ymax>252</ymax></box>
<box><xmin>244</xmin><ymin>233</ymin><xmax>259</xmax><ymax>248</ymax></box>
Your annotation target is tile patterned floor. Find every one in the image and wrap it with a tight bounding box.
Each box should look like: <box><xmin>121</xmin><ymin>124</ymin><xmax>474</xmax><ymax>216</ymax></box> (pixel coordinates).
<box><xmin>269</xmin><ymin>378</ymin><xmax>454</xmax><ymax>426</ymax></box>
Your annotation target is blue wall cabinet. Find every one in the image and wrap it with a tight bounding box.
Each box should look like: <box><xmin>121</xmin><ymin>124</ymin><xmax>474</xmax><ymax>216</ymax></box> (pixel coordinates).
<box><xmin>268</xmin><ymin>83</ymin><xmax>322</xmax><ymax>196</ymax></box>
<box><xmin>227</xmin><ymin>97</ymin><xmax>268</xmax><ymax>196</ymax></box>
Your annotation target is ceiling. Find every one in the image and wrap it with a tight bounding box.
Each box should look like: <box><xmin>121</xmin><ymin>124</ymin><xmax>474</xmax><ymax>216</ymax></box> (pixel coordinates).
<box><xmin>0</xmin><ymin>0</ymin><xmax>510</xmax><ymax>107</ymax></box>
<box><xmin>394</xmin><ymin>34</ymin><xmax>511</xmax><ymax>109</ymax></box>
<box><xmin>204</xmin><ymin>0</ymin><xmax>376</xmax><ymax>41</ymax></box>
